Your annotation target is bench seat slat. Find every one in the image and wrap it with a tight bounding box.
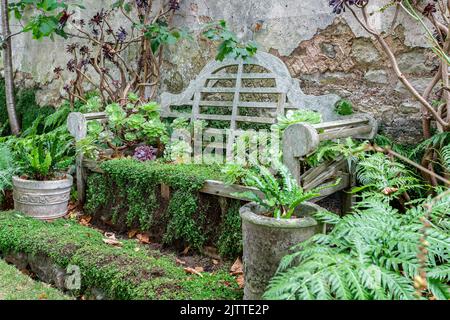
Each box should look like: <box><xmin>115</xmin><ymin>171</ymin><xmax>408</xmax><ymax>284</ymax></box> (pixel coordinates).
<box><xmin>195</xmin><ymin>114</ymin><xmax>276</xmax><ymax>124</ymax></box>
<box><xmin>198</xmin><ymin>101</ymin><xmax>278</xmax><ymax>109</ymax></box>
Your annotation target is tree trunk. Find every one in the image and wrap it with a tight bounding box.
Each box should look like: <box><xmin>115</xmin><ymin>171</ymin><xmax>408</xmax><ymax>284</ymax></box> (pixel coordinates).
<box><xmin>1</xmin><ymin>0</ymin><xmax>20</xmax><ymax>135</ymax></box>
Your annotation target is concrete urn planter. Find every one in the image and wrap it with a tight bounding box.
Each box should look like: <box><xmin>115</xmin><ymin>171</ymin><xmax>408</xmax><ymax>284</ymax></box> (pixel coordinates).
<box><xmin>240</xmin><ymin>202</ymin><xmax>323</xmax><ymax>300</ymax></box>
<box><xmin>12</xmin><ymin>175</ymin><xmax>73</xmax><ymax>220</ymax></box>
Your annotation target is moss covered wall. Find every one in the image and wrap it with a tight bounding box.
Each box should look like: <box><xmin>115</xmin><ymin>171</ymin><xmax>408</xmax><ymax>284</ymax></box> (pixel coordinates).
<box><xmin>85</xmin><ymin>159</ymin><xmax>243</xmax><ymax>259</ymax></box>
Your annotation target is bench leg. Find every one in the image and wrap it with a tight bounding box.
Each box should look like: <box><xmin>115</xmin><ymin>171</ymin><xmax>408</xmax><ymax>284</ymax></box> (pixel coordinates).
<box><xmin>341</xmin><ymin>190</ymin><xmax>356</xmax><ymax>215</ymax></box>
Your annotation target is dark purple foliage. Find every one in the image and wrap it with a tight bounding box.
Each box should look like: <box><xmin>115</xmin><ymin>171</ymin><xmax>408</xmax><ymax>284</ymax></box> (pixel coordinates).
<box><xmin>329</xmin><ymin>0</ymin><xmax>368</xmax><ymax>14</ymax></box>
<box><xmin>53</xmin><ymin>67</ymin><xmax>63</xmax><ymax>78</ymax></box>
<box><xmin>117</xmin><ymin>27</ymin><xmax>128</xmax><ymax>42</ymax></box>
<box><xmin>423</xmin><ymin>3</ymin><xmax>437</xmax><ymax>17</ymax></box>
<box><xmin>80</xmin><ymin>45</ymin><xmax>90</xmax><ymax>55</ymax></box>
<box><xmin>136</xmin><ymin>0</ymin><xmax>150</xmax><ymax>9</ymax></box>
<box><xmin>169</xmin><ymin>0</ymin><xmax>180</xmax><ymax>11</ymax></box>
<box><xmin>133</xmin><ymin>146</ymin><xmax>158</xmax><ymax>162</ymax></box>
<box><xmin>67</xmin><ymin>59</ymin><xmax>76</xmax><ymax>72</ymax></box>
<box><xmin>90</xmin><ymin>10</ymin><xmax>106</xmax><ymax>26</ymax></box>
<box><xmin>66</xmin><ymin>43</ymin><xmax>78</xmax><ymax>53</ymax></box>
<box><xmin>58</xmin><ymin>10</ymin><xmax>73</xmax><ymax>29</ymax></box>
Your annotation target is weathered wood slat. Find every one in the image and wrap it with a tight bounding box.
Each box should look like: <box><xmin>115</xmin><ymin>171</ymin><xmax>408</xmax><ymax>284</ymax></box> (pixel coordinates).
<box><xmin>309</xmin><ymin>173</ymin><xmax>350</xmax><ymax>203</ymax></box>
<box><xmin>195</xmin><ymin>113</ymin><xmax>276</xmax><ymax>124</ymax></box>
<box><xmin>199</xmin><ymin>100</ymin><xmax>234</xmax><ymax>107</ymax></box>
<box><xmin>201</xmin><ymin>87</ymin><xmax>281</xmax><ymax>94</ymax></box>
<box><xmin>198</xmin><ymin>101</ymin><xmax>278</xmax><ymax>109</ymax></box>
<box><xmin>83</xmin><ymin>159</ymin><xmax>104</xmax><ymax>173</ymax></box>
<box><xmin>313</xmin><ymin>118</ymin><xmax>369</xmax><ymax>130</ymax></box>
<box><xmin>84</xmin><ymin>112</ymin><xmax>107</xmax><ymax>120</ymax></box>
<box><xmin>301</xmin><ymin>159</ymin><xmax>335</xmax><ymax>184</ymax></box>
<box><xmin>201</xmin><ymin>180</ymin><xmax>264</xmax><ymax>200</ymax></box>
<box><xmin>207</xmin><ymin>73</ymin><xmax>276</xmax><ymax>80</ymax></box>
<box><xmin>319</xmin><ymin>125</ymin><xmax>372</xmax><ymax>141</ymax></box>
<box><xmin>303</xmin><ymin>162</ymin><xmax>345</xmax><ymax>191</ymax></box>
<box><xmin>302</xmin><ymin>158</ymin><xmax>347</xmax><ymax>182</ymax></box>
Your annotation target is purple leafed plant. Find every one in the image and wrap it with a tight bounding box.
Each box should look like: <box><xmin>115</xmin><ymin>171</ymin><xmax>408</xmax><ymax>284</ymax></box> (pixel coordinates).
<box><xmin>133</xmin><ymin>146</ymin><xmax>158</xmax><ymax>162</ymax></box>
<box><xmin>328</xmin><ymin>0</ymin><xmax>368</xmax><ymax>14</ymax></box>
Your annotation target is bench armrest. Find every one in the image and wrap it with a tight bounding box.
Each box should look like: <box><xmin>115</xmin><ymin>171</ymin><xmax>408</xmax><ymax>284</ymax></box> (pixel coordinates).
<box><xmin>282</xmin><ymin>114</ymin><xmax>378</xmax><ymax>182</ymax></box>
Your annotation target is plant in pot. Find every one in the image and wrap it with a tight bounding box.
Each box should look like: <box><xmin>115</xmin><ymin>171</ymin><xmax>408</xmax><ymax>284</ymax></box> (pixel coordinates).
<box><xmin>236</xmin><ymin>161</ymin><xmax>332</xmax><ymax>300</ymax></box>
<box><xmin>12</xmin><ymin>132</ymin><xmax>75</xmax><ymax>220</ymax></box>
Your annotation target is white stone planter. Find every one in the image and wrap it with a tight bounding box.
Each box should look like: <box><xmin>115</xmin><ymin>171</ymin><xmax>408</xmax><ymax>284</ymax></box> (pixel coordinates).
<box><xmin>12</xmin><ymin>175</ymin><xmax>73</xmax><ymax>220</ymax></box>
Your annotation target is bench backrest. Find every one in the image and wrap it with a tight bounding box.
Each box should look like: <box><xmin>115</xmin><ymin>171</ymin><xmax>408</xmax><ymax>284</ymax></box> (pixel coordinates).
<box><xmin>161</xmin><ymin>52</ymin><xmax>341</xmax><ymax>126</ymax></box>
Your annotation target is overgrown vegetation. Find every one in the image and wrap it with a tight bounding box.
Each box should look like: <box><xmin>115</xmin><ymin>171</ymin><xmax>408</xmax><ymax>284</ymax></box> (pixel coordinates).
<box><xmin>85</xmin><ymin>159</ymin><xmax>242</xmax><ymax>257</ymax></box>
<box><xmin>265</xmin><ymin>151</ymin><xmax>450</xmax><ymax>300</ymax></box>
<box><xmin>0</xmin><ymin>211</ymin><xmax>241</xmax><ymax>300</ymax></box>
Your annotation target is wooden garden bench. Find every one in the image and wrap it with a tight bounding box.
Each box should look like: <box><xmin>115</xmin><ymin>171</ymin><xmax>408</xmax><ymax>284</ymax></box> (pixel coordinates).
<box><xmin>68</xmin><ymin>52</ymin><xmax>377</xmax><ymax>211</ymax></box>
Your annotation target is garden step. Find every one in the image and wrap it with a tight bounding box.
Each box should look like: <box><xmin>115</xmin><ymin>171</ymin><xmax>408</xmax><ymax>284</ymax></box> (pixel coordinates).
<box><xmin>0</xmin><ymin>211</ymin><xmax>242</xmax><ymax>300</ymax></box>
<box><xmin>0</xmin><ymin>258</ymin><xmax>70</xmax><ymax>300</ymax></box>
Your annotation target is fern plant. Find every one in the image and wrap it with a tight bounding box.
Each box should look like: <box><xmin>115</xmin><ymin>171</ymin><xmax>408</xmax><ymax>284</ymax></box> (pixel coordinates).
<box><xmin>306</xmin><ymin>138</ymin><xmax>368</xmax><ymax>168</ymax></box>
<box><xmin>16</xmin><ymin>132</ymin><xmax>75</xmax><ymax>181</ymax></box>
<box><xmin>353</xmin><ymin>152</ymin><xmax>424</xmax><ymax>200</ymax></box>
<box><xmin>0</xmin><ymin>145</ymin><xmax>18</xmax><ymax>194</ymax></box>
<box><xmin>409</xmin><ymin>132</ymin><xmax>450</xmax><ymax>174</ymax></box>
<box><xmin>235</xmin><ymin>161</ymin><xmax>332</xmax><ymax>219</ymax></box>
<box><xmin>264</xmin><ymin>194</ymin><xmax>450</xmax><ymax>300</ymax></box>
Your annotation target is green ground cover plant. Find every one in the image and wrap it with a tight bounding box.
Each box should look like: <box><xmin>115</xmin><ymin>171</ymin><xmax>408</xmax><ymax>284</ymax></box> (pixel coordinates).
<box><xmin>0</xmin><ymin>258</ymin><xmax>70</xmax><ymax>300</ymax></box>
<box><xmin>0</xmin><ymin>211</ymin><xmax>241</xmax><ymax>300</ymax></box>
<box><xmin>85</xmin><ymin>159</ymin><xmax>242</xmax><ymax>257</ymax></box>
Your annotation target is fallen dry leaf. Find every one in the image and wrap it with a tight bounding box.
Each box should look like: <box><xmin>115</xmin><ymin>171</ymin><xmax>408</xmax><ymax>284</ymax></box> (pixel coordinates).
<box><xmin>136</xmin><ymin>233</ymin><xmax>151</xmax><ymax>244</ymax></box>
<box><xmin>128</xmin><ymin>229</ymin><xmax>139</xmax><ymax>239</ymax></box>
<box><xmin>230</xmin><ymin>258</ymin><xmax>243</xmax><ymax>275</ymax></box>
<box><xmin>79</xmin><ymin>215</ymin><xmax>92</xmax><ymax>226</ymax></box>
<box><xmin>212</xmin><ymin>259</ymin><xmax>219</xmax><ymax>265</ymax></box>
<box><xmin>176</xmin><ymin>258</ymin><xmax>186</xmax><ymax>265</ymax></box>
<box><xmin>182</xmin><ymin>246</ymin><xmax>191</xmax><ymax>255</ymax></box>
<box><xmin>38</xmin><ymin>293</ymin><xmax>48</xmax><ymax>300</ymax></box>
<box><xmin>184</xmin><ymin>267</ymin><xmax>203</xmax><ymax>277</ymax></box>
<box><xmin>67</xmin><ymin>202</ymin><xmax>78</xmax><ymax>213</ymax></box>
<box><xmin>194</xmin><ymin>266</ymin><xmax>204</xmax><ymax>273</ymax></box>
<box><xmin>102</xmin><ymin>238</ymin><xmax>122</xmax><ymax>247</ymax></box>
<box><xmin>68</xmin><ymin>212</ymin><xmax>78</xmax><ymax>220</ymax></box>
<box><xmin>236</xmin><ymin>274</ymin><xmax>245</xmax><ymax>289</ymax></box>
<box><xmin>102</xmin><ymin>232</ymin><xmax>122</xmax><ymax>247</ymax></box>
<box><xmin>382</xmin><ymin>187</ymin><xmax>399</xmax><ymax>195</ymax></box>
<box><xmin>104</xmin><ymin>232</ymin><xmax>115</xmax><ymax>238</ymax></box>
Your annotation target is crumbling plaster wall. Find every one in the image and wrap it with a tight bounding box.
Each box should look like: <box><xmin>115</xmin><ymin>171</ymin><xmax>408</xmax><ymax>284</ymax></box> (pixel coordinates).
<box><xmin>2</xmin><ymin>0</ymin><xmax>437</xmax><ymax>143</ymax></box>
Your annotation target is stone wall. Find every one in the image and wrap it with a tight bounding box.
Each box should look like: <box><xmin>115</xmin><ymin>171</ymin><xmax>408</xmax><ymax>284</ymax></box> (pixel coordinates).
<box><xmin>1</xmin><ymin>0</ymin><xmax>436</xmax><ymax>143</ymax></box>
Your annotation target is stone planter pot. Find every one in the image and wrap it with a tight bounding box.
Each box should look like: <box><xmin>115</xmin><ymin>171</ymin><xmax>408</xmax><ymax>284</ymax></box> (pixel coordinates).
<box><xmin>240</xmin><ymin>202</ymin><xmax>323</xmax><ymax>300</ymax></box>
<box><xmin>12</xmin><ymin>175</ymin><xmax>73</xmax><ymax>220</ymax></box>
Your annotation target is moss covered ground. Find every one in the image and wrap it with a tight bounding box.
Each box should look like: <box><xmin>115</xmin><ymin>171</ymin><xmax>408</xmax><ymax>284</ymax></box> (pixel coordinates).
<box><xmin>0</xmin><ymin>211</ymin><xmax>242</xmax><ymax>300</ymax></box>
<box><xmin>0</xmin><ymin>258</ymin><xmax>70</xmax><ymax>300</ymax></box>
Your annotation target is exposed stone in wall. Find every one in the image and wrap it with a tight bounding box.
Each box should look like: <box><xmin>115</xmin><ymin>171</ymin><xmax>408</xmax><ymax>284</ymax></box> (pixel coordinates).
<box><xmin>266</xmin><ymin>20</ymin><xmax>437</xmax><ymax>144</ymax></box>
